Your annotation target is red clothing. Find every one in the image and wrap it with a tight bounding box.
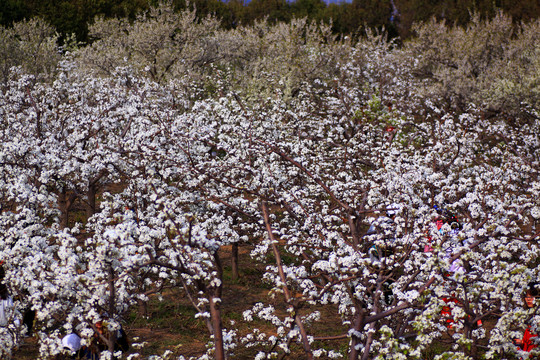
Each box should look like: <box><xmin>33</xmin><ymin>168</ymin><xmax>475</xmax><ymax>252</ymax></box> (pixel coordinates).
<box><xmin>441</xmin><ymin>297</ymin><xmax>460</xmax><ymax>327</ymax></box>
<box><xmin>522</xmin><ymin>327</ymin><xmax>538</xmax><ymax>352</ymax></box>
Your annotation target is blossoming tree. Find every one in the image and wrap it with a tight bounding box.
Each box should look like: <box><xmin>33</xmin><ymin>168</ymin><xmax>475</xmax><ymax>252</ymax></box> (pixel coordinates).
<box><xmin>0</xmin><ymin>6</ymin><xmax>539</xmax><ymax>360</ymax></box>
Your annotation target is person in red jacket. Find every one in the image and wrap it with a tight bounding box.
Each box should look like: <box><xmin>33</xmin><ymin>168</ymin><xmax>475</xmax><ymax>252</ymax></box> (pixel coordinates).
<box><xmin>515</xmin><ymin>282</ymin><xmax>539</xmax><ymax>353</ymax></box>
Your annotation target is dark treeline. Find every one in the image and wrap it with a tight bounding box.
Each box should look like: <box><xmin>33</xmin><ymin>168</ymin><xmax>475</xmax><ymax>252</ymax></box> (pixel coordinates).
<box><xmin>1</xmin><ymin>0</ymin><xmax>539</xmax><ymax>42</ymax></box>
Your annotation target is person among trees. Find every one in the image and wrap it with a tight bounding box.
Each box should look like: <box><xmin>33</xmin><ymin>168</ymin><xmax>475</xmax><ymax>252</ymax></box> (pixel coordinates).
<box><xmin>0</xmin><ymin>280</ymin><xmax>14</xmax><ymax>328</ymax></box>
<box><xmin>0</xmin><ymin>262</ymin><xmax>18</xmax><ymax>329</ymax></box>
<box><xmin>365</xmin><ymin>203</ymin><xmax>400</xmax><ymax>262</ymax></box>
<box><xmin>424</xmin><ymin>205</ymin><xmax>479</xmax><ymax>330</ymax></box>
<box><xmin>86</xmin><ymin>319</ymin><xmax>130</xmax><ymax>359</ymax></box>
<box><xmin>2</xmin><ymin>259</ymin><xmax>35</xmax><ymax>337</ymax></box>
<box><xmin>515</xmin><ymin>282</ymin><xmax>539</xmax><ymax>353</ymax></box>
<box><xmin>55</xmin><ymin>332</ymin><xmax>86</xmax><ymax>360</ymax></box>
<box><xmin>22</xmin><ymin>308</ymin><xmax>35</xmax><ymax>337</ymax></box>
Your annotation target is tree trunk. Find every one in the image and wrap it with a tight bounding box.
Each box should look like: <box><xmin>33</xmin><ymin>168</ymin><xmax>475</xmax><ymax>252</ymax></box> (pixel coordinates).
<box><xmin>211</xmin><ymin>251</ymin><xmax>225</xmax><ymax>359</ymax></box>
<box><xmin>262</xmin><ymin>202</ymin><xmax>313</xmax><ymax>359</ymax></box>
<box><xmin>360</xmin><ymin>322</ymin><xmax>376</xmax><ymax>360</ymax></box>
<box><xmin>210</xmin><ymin>294</ymin><xmax>225</xmax><ymax>360</ymax></box>
<box><xmin>86</xmin><ymin>182</ymin><xmax>97</xmax><ymax>219</ymax></box>
<box><xmin>58</xmin><ymin>187</ymin><xmax>68</xmax><ymax>229</ymax></box>
<box><xmin>137</xmin><ymin>298</ymin><xmax>148</xmax><ymax>318</ymax></box>
<box><xmin>231</xmin><ymin>243</ymin><xmax>239</xmax><ymax>280</ymax></box>
<box><xmin>58</xmin><ymin>186</ymin><xmax>76</xmax><ymax>229</ymax></box>
<box><xmin>108</xmin><ymin>263</ymin><xmax>118</xmax><ymax>353</ymax></box>
<box><xmin>348</xmin><ymin>308</ymin><xmax>365</xmax><ymax>360</ymax></box>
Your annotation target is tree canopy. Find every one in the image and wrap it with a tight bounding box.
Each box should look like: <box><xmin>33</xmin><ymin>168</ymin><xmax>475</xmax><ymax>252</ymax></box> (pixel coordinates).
<box><xmin>1</xmin><ymin>0</ymin><xmax>539</xmax><ymax>41</ymax></box>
